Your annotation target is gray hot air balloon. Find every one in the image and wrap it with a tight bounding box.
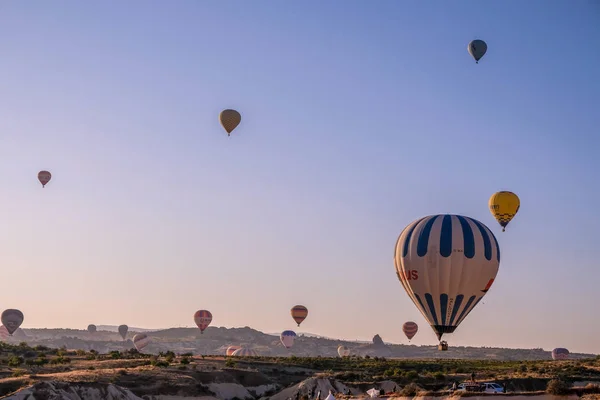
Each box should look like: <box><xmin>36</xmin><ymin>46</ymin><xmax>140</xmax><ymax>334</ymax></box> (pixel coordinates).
<box><xmin>87</xmin><ymin>324</ymin><xmax>97</xmax><ymax>334</ymax></box>
<box><xmin>1</xmin><ymin>309</ymin><xmax>24</xmax><ymax>335</ymax></box>
<box><xmin>118</xmin><ymin>324</ymin><xmax>128</xmax><ymax>340</ymax></box>
<box><xmin>468</xmin><ymin>39</ymin><xmax>487</xmax><ymax>63</ymax></box>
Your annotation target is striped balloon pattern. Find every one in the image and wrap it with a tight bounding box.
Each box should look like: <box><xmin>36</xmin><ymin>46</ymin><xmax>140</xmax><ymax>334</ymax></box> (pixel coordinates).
<box><xmin>226</xmin><ymin>345</ymin><xmax>242</xmax><ymax>356</ymax></box>
<box><xmin>194</xmin><ymin>310</ymin><xmax>213</xmax><ymax>334</ymax></box>
<box><xmin>394</xmin><ymin>214</ymin><xmax>500</xmax><ymax>341</ymax></box>
<box><xmin>552</xmin><ymin>348</ymin><xmax>569</xmax><ymax>360</ymax></box>
<box><xmin>291</xmin><ymin>305</ymin><xmax>308</xmax><ymax>327</ymax></box>
<box><xmin>280</xmin><ymin>330</ymin><xmax>297</xmax><ymax>349</ymax></box>
<box><xmin>232</xmin><ymin>347</ymin><xmax>258</xmax><ymax>357</ymax></box>
<box><xmin>133</xmin><ymin>333</ymin><xmax>151</xmax><ymax>351</ymax></box>
<box><xmin>338</xmin><ymin>345</ymin><xmax>350</xmax><ymax>357</ymax></box>
<box><xmin>402</xmin><ymin>321</ymin><xmax>418</xmax><ymax>341</ymax></box>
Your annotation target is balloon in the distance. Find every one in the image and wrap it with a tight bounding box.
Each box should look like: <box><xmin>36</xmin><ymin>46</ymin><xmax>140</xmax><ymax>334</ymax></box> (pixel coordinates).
<box><xmin>194</xmin><ymin>310</ymin><xmax>213</xmax><ymax>334</ymax></box>
<box><xmin>219</xmin><ymin>109</ymin><xmax>241</xmax><ymax>136</ymax></box>
<box><xmin>118</xmin><ymin>324</ymin><xmax>129</xmax><ymax>340</ymax></box>
<box><xmin>1</xmin><ymin>309</ymin><xmax>24</xmax><ymax>335</ymax></box>
<box><xmin>38</xmin><ymin>171</ymin><xmax>51</xmax><ymax>188</ymax></box>
<box><xmin>226</xmin><ymin>345</ymin><xmax>242</xmax><ymax>356</ymax></box>
<box><xmin>290</xmin><ymin>305</ymin><xmax>308</xmax><ymax>327</ymax></box>
<box><xmin>552</xmin><ymin>348</ymin><xmax>569</xmax><ymax>360</ymax></box>
<box><xmin>468</xmin><ymin>39</ymin><xmax>487</xmax><ymax>63</ymax></box>
<box><xmin>232</xmin><ymin>347</ymin><xmax>258</xmax><ymax>357</ymax></box>
<box><xmin>338</xmin><ymin>345</ymin><xmax>350</xmax><ymax>357</ymax></box>
<box><xmin>280</xmin><ymin>330</ymin><xmax>297</xmax><ymax>349</ymax></box>
<box><xmin>402</xmin><ymin>321</ymin><xmax>418</xmax><ymax>341</ymax></box>
<box><xmin>87</xmin><ymin>324</ymin><xmax>97</xmax><ymax>334</ymax></box>
<box><xmin>133</xmin><ymin>333</ymin><xmax>151</xmax><ymax>351</ymax></box>
<box><xmin>394</xmin><ymin>214</ymin><xmax>500</xmax><ymax>342</ymax></box>
<box><xmin>489</xmin><ymin>191</ymin><xmax>520</xmax><ymax>232</ymax></box>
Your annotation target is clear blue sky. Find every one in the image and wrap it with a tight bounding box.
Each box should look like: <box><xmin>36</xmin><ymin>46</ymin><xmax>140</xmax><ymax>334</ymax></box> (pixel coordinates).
<box><xmin>0</xmin><ymin>1</ymin><xmax>599</xmax><ymax>353</ymax></box>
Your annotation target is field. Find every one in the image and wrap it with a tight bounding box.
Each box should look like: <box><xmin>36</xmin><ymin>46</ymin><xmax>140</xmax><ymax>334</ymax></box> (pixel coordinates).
<box><xmin>0</xmin><ymin>341</ymin><xmax>600</xmax><ymax>398</ymax></box>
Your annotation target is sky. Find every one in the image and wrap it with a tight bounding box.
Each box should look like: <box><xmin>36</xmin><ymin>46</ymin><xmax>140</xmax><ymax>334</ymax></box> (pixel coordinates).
<box><xmin>0</xmin><ymin>1</ymin><xmax>599</xmax><ymax>353</ymax></box>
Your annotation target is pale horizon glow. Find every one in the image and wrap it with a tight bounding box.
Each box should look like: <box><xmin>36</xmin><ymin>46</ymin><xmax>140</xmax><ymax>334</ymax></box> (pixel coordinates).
<box><xmin>0</xmin><ymin>1</ymin><xmax>599</xmax><ymax>354</ymax></box>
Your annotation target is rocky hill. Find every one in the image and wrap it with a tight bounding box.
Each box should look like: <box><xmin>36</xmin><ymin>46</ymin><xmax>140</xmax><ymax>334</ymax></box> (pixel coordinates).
<box><xmin>16</xmin><ymin>326</ymin><xmax>595</xmax><ymax>361</ymax></box>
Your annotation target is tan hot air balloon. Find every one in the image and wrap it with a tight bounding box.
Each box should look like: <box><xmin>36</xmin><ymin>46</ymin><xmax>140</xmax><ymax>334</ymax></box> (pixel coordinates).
<box><xmin>219</xmin><ymin>109</ymin><xmax>241</xmax><ymax>136</ymax></box>
<box><xmin>1</xmin><ymin>309</ymin><xmax>24</xmax><ymax>335</ymax></box>
<box><xmin>133</xmin><ymin>333</ymin><xmax>151</xmax><ymax>352</ymax></box>
<box><xmin>290</xmin><ymin>305</ymin><xmax>308</xmax><ymax>327</ymax></box>
<box><xmin>38</xmin><ymin>171</ymin><xmax>51</xmax><ymax>188</ymax></box>
<box><xmin>337</xmin><ymin>345</ymin><xmax>350</xmax><ymax>357</ymax></box>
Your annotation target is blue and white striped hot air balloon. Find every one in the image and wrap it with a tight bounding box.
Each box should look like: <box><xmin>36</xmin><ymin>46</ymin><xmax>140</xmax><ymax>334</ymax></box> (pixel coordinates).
<box><xmin>280</xmin><ymin>330</ymin><xmax>297</xmax><ymax>349</ymax></box>
<box><xmin>394</xmin><ymin>214</ymin><xmax>500</xmax><ymax>342</ymax></box>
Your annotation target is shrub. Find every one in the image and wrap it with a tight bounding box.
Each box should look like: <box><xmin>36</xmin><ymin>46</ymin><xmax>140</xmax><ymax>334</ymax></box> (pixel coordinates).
<box><xmin>434</xmin><ymin>372</ymin><xmax>446</xmax><ymax>381</ymax></box>
<box><xmin>400</xmin><ymin>383</ymin><xmax>421</xmax><ymax>396</ymax></box>
<box><xmin>7</xmin><ymin>356</ymin><xmax>23</xmax><ymax>367</ymax></box>
<box><xmin>547</xmin><ymin>379</ymin><xmax>572</xmax><ymax>395</ymax></box>
<box><xmin>180</xmin><ymin>357</ymin><xmax>190</xmax><ymax>365</ymax></box>
<box><xmin>405</xmin><ymin>370</ymin><xmax>419</xmax><ymax>381</ymax></box>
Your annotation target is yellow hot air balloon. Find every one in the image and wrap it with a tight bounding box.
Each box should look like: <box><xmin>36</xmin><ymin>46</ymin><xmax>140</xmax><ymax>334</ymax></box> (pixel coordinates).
<box><xmin>489</xmin><ymin>191</ymin><xmax>520</xmax><ymax>231</ymax></box>
<box><xmin>219</xmin><ymin>109</ymin><xmax>241</xmax><ymax>136</ymax></box>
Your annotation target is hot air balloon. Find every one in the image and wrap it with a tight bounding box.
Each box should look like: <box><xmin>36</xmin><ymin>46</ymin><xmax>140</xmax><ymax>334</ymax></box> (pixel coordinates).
<box><xmin>133</xmin><ymin>333</ymin><xmax>151</xmax><ymax>351</ymax></box>
<box><xmin>118</xmin><ymin>324</ymin><xmax>128</xmax><ymax>340</ymax></box>
<box><xmin>280</xmin><ymin>330</ymin><xmax>297</xmax><ymax>349</ymax></box>
<box><xmin>194</xmin><ymin>310</ymin><xmax>212</xmax><ymax>334</ymax></box>
<box><xmin>552</xmin><ymin>348</ymin><xmax>569</xmax><ymax>360</ymax></box>
<box><xmin>291</xmin><ymin>305</ymin><xmax>308</xmax><ymax>327</ymax></box>
<box><xmin>232</xmin><ymin>347</ymin><xmax>258</xmax><ymax>357</ymax></box>
<box><xmin>468</xmin><ymin>40</ymin><xmax>487</xmax><ymax>63</ymax></box>
<box><xmin>489</xmin><ymin>191</ymin><xmax>520</xmax><ymax>232</ymax></box>
<box><xmin>402</xmin><ymin>321</ymin><xmax>418</xmax><ymax>341</ymax></box>
<box><xmin>394</xmin><ymin>214</ymin><xmax>500</xmax><ymax>348</ymax></box>
<box><xmin>38</xmin><ymin>171</ymin><xmax>51</xmax><ymax>188</ymax></box>
<box><xmin>226</xmin><ymin>345</ymin><xmax>242</xmax><ymax>356</ymax></box>
<box><xmin>338</xmin><ymin>345</ymin><xmax>350</xmax><ymax>357</ymax></box>
<box><xmin>219</xmin><ymin>109</ymin><xmax>241</xmax><ymax>136</ymax></box>
<box><xmin>1</xmin><ymin>309</ymin><xmax>24</xmax><ymax>335</ymax></box>
<box><xmin>87</xmin><ymin>324</ymin><xmax>97</xmax><ymax>334</ymax></box>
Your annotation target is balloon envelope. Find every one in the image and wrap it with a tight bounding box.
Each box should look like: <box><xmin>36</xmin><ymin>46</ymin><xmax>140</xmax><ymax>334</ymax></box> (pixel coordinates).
<box><xmin>394</xmin><ymin>214</ymin><xmax>500</xmax><ymax>341</ymax></box>
<box><xmin>280</xmin><ymin>330</ymin><xmax>297</xmax><ymax>349</ymax></box>
<box><xmin>1</xmin><ymin>309</ymin><xmax>24</xmax><ymax>335</ymax></box>
<box><xmin>219</xmin><ymin>109</ymin><xmax>241</xmax><ymax>135</ymax></box>
<box><xmin>226</xmin><ymin>345</ymin><xmax>242</xmax><ymax>356</ymax></box>
<box><xmin>338</xmin><ymin>345</ymin><xmax>350</xmax><ymax>357</ymax></box>
<box><xmin>489</xmin><ymin>191</ymin><xmax>520</xmax><ymax>231</ymax></box>
<box><xmin>194</xmin><ymin>310</ymin><xmax>213</xmax><ymax>334</ymax></box>
<box><xmin>468</xmin><ymin>39</ymin><xmax>487</xmax><ymax>63</ymax></box>
<box><xmin>133</xmin><ymin>333</ymin><xmax>151</xmax><ymax>351</ymax></box>
<box><xmin>87</xmin><ymin>324</ymin><xmax>97</xmax><ymax>334</ymax></box>
<box><xmin>38</xmin><ymin>171</ymin><xmax>51</xmax><ymax>187</ymax></box>
<box><xmin>232</xmin><ymin>347</ymin><xmax>258</xmax><ymax>357</ymax></box>
<box><xmin>402</xmin><ymin>321</ymin><xmax>418</xmax><ymax>341</ymax></box>
<box><xmin>290</xmin><ymin>305</ymin><xmax>308</xmax><ymax>327</ymax></box>
<box><xmin>118</xmin><ymin>324</ymin><xmax>129</xmax><ymax>340</ymax></box>
<box><xmin>552</xmin><ymin>348</ymin><xmax>569</xmax><ymax>360</ymax></box>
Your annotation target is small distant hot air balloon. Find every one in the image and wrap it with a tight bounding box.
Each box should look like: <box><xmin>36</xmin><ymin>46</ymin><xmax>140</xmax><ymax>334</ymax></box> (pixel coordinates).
<box><xmin>1</xmin><ymin>310</ymin><xmax>24</xmax><ymax>336</ymax></box>
<box><xmin>118</xmin><ymin>324</ymin><xmax>129</xmax><ymax>340</ymax></box>
<box><xmin>552</xmin><ymin>348</ymin><xmax>569</xmax><ymax>360</ymax></box>
<box><xmin>468</xmin><ymin>40</ymin><xmax>487</xmax><ymax>63</ymax></box>
<box><xmin>402</xmin><ymin>321</ymin><xmax>418</xmax><ymax>341</ymax></box>
<box><xmin>194</xmin><ymin>310</ymin><xmax>212</xmax><ymax>334</ymax></box>
<box><xmin>338</xmin><ymin>345</ymin><xmax>350</xmax><ymax>357</ymax></box>
<box><xmin>219</xmin><ymin>109</ymin><xmax>241</xmax><ymax>136</ymax></box>
<box><xmin>38</xmin><ymin>171</ymin><xmax>51</xmax><ymax>188</ymax></box>
<box><xmin>291</xmin><ymin>305</ymin><xmax>308</xmax><ymax>327</ymax></box>
<box><xmin>133</xmin><ymin>333</ymin><xmax>150</xmax><ymax>352</ymax></box>
<box><xmin>232</xmin><ymin>347</ymin><xmax>258</xmax><ymax>357</ymax></box>
<box><xmin>394</xmin><ymin>215</ymin><xmax>500</xmax><ymax>347</ymax></box>
<box><xmin>226</xmin><ymin>345</ymin><xmax>242</xmax><ymax>356</ymax></box>
<box><xmin>280</xmin><ymin>330</ymin><xmax>297</xmax><ymax>349</ymax></box>
<box><xmin>489</xmin><ymin>191</ymin><xmax>520</xmax><ymax>232</ymax></box>
<box><xmin>87</xmin><ymin>324</ymin><xmax>97</xmax><ymax>334</ymax></box>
